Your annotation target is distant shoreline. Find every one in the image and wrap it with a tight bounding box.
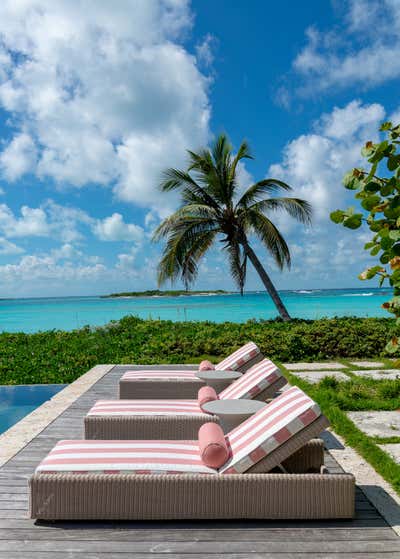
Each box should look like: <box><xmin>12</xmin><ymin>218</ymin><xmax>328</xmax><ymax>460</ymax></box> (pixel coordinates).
<box><xmin>101</xmin><ymin>289</ymin><xmax>229</xmax><ymax>299</ymax></box>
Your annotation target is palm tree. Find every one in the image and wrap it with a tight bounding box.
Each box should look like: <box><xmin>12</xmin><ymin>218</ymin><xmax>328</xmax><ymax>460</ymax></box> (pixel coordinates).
<box><xmin>152</xmin><ymin>134</ymin><xmax>312</xmax><ymax>321</ymax></box>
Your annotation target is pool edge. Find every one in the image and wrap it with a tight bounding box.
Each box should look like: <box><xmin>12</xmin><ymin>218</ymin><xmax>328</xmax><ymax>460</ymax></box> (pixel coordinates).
<box><xmin>0</xmin><ymin>364</ymin><xmax>115</xmax><ymax>467</ymax></box>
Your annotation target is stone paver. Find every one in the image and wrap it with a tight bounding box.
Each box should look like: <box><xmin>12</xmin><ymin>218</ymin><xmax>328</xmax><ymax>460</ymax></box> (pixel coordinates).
<box><xmin>290</xmin><ymin>371</ymin><xmax>350</xmax><ymax>384</ymax></box>
<box><xmin>349</xmin><ymin>361</ymin><xmax>385</xmax><ymax>368</ymax></box>
<box><xmin>327</xmin><ymin>429</ymin><xmax>400</xmax><ymax>536</ymax></box>
<box><xmin>352</xmin><ymin>369</ymin><xmax>400</xmax><ymax>380</ymax></box>
<box><xmin>283</xmin><ymin>362</ymin><xmax>346</xmax><ymax>370</ymax></box>
<box><xmin>379</xmin><ymin>443</ymin><xmax>400</xmax><ymax>464</ymax></box>
<box><xmin>348</xmin><ymin>411</ymin><xmax>400</xmax><ymax>438</ymax></box>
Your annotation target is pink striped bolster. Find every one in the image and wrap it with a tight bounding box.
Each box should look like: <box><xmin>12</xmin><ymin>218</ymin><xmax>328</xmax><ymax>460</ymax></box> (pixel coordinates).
<box><xmin>219</xmin><ymin>359</ymin><xmax>281</xmax><ymax>400</ymax></box>
<box><xmin>217</xmin><ymin>342</ymin><xmax>260</xmax><ymax>371</ymax></box>
<box><xmin>121</xmin><ymin>370</ymin><xmax>197</xmax><ymax>380</ymax></box>
<box><xmin>220</xmin><ymin>387</ymin><xmax>324</xmax><ymax>474</ymax></box>
<box><xmin>198</xmin><ymin>386</ymin><xmax>218</xmax><ymax>410</ymax></box>
<box><xmin>35</xmin><ymin>440</ymin><xmax>217</xmax><ymax>475</ymax></box>
<box><xmin>199</xmin><ymin>360</ymin><xmax>215</xmax><ymax>371</ymax></box>
<box><xmin>87</xmin><ymin>399</ymin><xmax>203</xmax><ymax>416</ymax></box>
<box><xmin>198</xmin><ymin>423</ymin><xmax>229</xmax><ymax>468</ymax></box>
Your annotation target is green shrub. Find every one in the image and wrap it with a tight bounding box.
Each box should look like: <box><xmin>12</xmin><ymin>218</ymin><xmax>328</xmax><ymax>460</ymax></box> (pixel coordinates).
<box><xmin>0</xmin><ymin>315</ymin><xmax>396</xmax><ymax>385</ymax></box>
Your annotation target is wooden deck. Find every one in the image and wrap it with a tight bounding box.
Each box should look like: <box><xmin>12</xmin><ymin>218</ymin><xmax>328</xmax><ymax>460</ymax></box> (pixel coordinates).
<box><xmin>1</xmin><ymin>364</ymin><xmax>400</xmax><ymax>558</ymax></box>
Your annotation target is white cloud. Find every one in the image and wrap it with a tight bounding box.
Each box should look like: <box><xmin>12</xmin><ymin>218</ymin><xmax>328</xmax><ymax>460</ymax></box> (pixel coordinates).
<box><xmin>0</xmin><ymin>237</ymin><xmax>24</xmax><ymax>255</ymax></box>
<box><xmin>0</xmin><ymin>254</ymin><xmax>107</xmax><ymax>283</ymax></box>
<box><xmin>93</xmin><ymin>213</ymin><xmax>144</xmax><ymax>242</ymax></box>
<box><xmin>262</xmin><ymin>99</ymin><xmax>390</xmax><ymax>287</ymax></box>
<box><xmin>0</xmin><ymin>0</ymin><xmax>210</xmax><ymax>213</ymax></box>
<box><xmin>196</xmin><ymin>34</ymin><xmax>216</xmax><ymax>67</ymax></box>
<box><xmin>269</xmin><ymin>100</ymin><xmax>384</xmax><ymax>220</ymax></box>
<box><xmin>51</xmin><ymin>243</ymin><xmax>83</xmax><ymax>261</ymax></box>
<box><xmin>0</xmin><ymin>201</ymin><xmax>146</xmax><ymax>247</ymax></box>
<box><xmin>291</xmin><ymin>0</ymin><xmax>400</xmax><ymax>95</ymax></box>
<box><xmin>0</xmin><ymin>133</ymin><xmax>37</xmax><ymax>181</ymax></box>
<box><xmin>0</xmin><ymin>204</ymin><xmax>50</xmax><ymax>237</ymax></box>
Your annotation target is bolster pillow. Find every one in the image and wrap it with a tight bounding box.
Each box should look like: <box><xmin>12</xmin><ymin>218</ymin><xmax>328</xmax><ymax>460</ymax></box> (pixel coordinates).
<box><xmin>199</xmin><ymin>360</ymin><xmax>215</xmax><ymax>371</ymax></box>
<box><xmin>198</xmin><ymin>422</ymin><xmax>229</xmax><ymax>469</ymax></box>
<box><xmin>198</xmin><ymin>386</ymin><xmax>218</xmax><ymax>409</ymax></box>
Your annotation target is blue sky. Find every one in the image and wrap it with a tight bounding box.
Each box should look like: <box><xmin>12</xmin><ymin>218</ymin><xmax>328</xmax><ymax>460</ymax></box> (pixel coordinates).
<box><xmin>0</xmin><ymin>0</ymin><xmax>398</xmax><ymax>297</ymax></box>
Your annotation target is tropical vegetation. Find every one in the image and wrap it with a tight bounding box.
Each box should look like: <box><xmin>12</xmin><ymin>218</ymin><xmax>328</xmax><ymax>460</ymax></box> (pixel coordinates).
<box><xmin>0</xmin><ymin>315</ymin><xmax>396</xmax><ymax>386</ymax></box>
<box><xmin>153</xmin><ymin>134</ymin><xmax>312</xmax><ymax>321</ymax></box>
<box><xmin>102</xmin><ymin>289</ymin><xmax>227</xmax><ymax>298</ymax></box>
<box><xmin>331</xmin><ymin>121</ymin><xmax>400</xmax><ymax>353</ymax></box>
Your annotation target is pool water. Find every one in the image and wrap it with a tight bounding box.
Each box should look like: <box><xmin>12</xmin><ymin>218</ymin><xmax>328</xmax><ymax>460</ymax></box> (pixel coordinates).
<box><xmin>0</xmin><ymin>384</ymin><xmax>66</xmax><ymax>435</ymax></box>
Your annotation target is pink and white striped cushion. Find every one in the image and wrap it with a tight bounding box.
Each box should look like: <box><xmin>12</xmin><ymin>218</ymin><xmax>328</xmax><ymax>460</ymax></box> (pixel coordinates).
<box><xmin>216</xmin><ymin>342</ymin><xmax>260</xmax><ymax>371</ymax></box>
<box><xmin>36</xmin><ymin>440</ymin><xmax>217</xmax><ymax>475</ymax></box>
<box><xmin>219</xmin><ymin>359</ymin><xmax>282</xmax><ymax>400</ymax></box>
<box><xmin>220</xmin><ymin>387</ymin><xmax>322</xmax><ymax>474</ymax></box>
<box><xmin>87</xmin><ymin>399</ymin><xmax>204</xmax><ymax>416</ymax></box>
<box><xmin>122</xmin><ymin>370</ymin><xmax>197</xmax><ymax>381</ymax></box>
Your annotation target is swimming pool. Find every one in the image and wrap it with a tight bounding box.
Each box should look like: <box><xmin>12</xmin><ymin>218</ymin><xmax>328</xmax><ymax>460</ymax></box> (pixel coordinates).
<box><xmin>0</xmin><ymin>384</ymin><xmax>66</xmax><ymax>435</ymax></box>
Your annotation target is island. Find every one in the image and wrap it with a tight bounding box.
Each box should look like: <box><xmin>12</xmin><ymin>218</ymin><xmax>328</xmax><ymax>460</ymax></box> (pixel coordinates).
<box><xmin>101</xmin><ymin>289</ymin><xmax>228</xmax><ymax>298</ymax></box>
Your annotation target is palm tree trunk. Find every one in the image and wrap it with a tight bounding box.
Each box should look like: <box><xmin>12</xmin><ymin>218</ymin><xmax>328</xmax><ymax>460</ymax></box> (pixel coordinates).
<box><xmin>241</xmin><ymin>239</ymin><xmax>291</xmax><ymax>321</ymax></box>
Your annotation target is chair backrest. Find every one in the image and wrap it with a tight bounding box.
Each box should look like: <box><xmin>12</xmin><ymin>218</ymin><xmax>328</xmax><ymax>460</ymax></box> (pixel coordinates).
<box><xmin>219</xmin><ymin>386</ymin><xmax>322</xmax><ymax>473</ymax></box>
<box><xmin>219</xmin><ymin>358</ymin><xmax>283</xmax><ymax>400</ymax></box>
<box><xmin>217</xmin><ymin>341</ymin><xmax>260</xmax><ymax>371</ymax></box>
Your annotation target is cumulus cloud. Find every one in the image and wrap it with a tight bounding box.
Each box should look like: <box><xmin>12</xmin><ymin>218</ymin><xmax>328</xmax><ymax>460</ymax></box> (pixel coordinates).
<box><xmin>267</xmin><ymin>100</ymin><xmax>386</xmax><ymax>284</ymax></box>
<box><xmin>292</xmin><ymin>0</ymin><xmax>400</xmax><ymax>94</ymax></box>
<box><xmin>0</xmin><ymin>201</ymin><xmax>146</xmax><ymax>249</ymax></box>
<box><xmin>0</xmin><ymin>0</ymin><xmax>210</xmax><ymax>213</ymax></box>
<box><xmin>0</xmin><ymin>237</ymin><xmax>24</xmax><ymax>255</ymax></box>
<box><xmin>0</xmin><ymin>204</ymin><xmax>50</xmax><ymax>237</ymax></box>
<box><xmin>269</xmin><ymin>100</ymin><xmax>384</xmax><ymax>220</ymax></box>
<box><xmin>93</xmin><ymin>213</ymin><xmax>144</xmax><ymax>242</ymax></box>
<box><xmin>0</xmin><ymin>133</ymin><xmax>37</xmax><ymax>181</ymax></box>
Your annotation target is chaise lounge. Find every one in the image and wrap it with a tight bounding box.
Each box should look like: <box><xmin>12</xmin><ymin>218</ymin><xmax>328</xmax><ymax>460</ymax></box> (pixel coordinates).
<box><xmin>30</xmin><ymin>387</ymin><xmax>355</xmax><ymax>520</ymax></box>
<box><xmin>85</xmin><ymin>358</ymin><xmax>287</xmax><ymax>439</ymax></box>
<box><xmin>119</xmin><ymin>341</ymin><xmax>263</xmax><ymax>399</ymax></box>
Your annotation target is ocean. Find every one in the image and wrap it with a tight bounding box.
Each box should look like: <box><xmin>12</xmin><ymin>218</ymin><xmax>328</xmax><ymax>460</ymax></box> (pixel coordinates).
<box><xmin>0</xmin><ymin>287</ymin><xmax>392</xmax><ymax>333</ymax></box>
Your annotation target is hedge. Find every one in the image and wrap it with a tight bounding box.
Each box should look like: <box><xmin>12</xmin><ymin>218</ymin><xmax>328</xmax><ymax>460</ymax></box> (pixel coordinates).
<box><xmin>0</xmin><ymin>315</ymin><xmax>396</xmax><ymax>385</ymax></box>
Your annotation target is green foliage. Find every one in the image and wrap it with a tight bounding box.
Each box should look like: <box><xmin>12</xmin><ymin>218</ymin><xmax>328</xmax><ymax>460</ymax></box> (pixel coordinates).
<box><xmin>101</xmin><ymin>290</ymin><xmax>227</xmax><ymax>298</ymax></box>
<box><xmin>331</xmin><ymin>122</ymin><xmax>400</xmax><ymax>353</ymax></box>
<box><xmin>0</xmin><ymin>315</ymin><xmax>396</xmax><ymax>385</ymax></box>
<box><xmin>283</xmin><ymin>367</ymin><xmax>400</xmax><ymax>495</ymax></box>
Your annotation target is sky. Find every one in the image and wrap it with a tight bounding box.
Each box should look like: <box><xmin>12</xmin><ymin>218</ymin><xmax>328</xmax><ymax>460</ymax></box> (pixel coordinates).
<box><xmin>0</xmin><ymin>0</ymin><xmax>398</xmax><ymax>297</ymax></box>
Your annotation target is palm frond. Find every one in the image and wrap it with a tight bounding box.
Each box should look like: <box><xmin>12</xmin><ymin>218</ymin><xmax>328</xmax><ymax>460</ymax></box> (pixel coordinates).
<box><xmin>157</xmin><ymin>225</ymin><xmax>217</xmax><ymax>287</ymax></box>
<box><xmin>243</xmin><ymin>197</ymin><xmax>312</xmax><ymax>225</ymax></box>
<box><xmin>229</xmin><ymin>140</ymin><xmax>253</xmax><ymax>178</ymax></box>
<box><xmin>160</xmin><ymin>168</ymin><xmax>220</xmax><ymax>210</ymax></box>
<box><xmin>153</xmin><ymin>213</ymin><xmax>216</xmax><ymax>242</ymax></box>
<box><xmin>236</xmin><ymin>179</ymin><xmax>293</xmax><ymax>209</ymax></box>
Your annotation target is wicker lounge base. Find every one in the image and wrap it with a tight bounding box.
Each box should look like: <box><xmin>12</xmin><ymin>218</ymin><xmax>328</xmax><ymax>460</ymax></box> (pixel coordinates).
<box><xmin>89</xmin><ymin>379</ymin><xmax>287</xmax><ymax>440</ymax></box>
<box><xmin>30</xmin><ymin>470</ymin><xmax>354</xmax><ymax>520</ymax></box>
<box><xmin>119</xmin><ymin>354</ymin><xmax>264</xmax><ymax>400</ymax></box>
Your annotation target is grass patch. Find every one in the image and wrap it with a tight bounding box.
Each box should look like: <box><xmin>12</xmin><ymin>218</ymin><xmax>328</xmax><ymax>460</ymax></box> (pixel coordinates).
<box><xmin>280</xmin><ymin>365</ymin><xmax>400</xmax><ymax>495</ymax></box>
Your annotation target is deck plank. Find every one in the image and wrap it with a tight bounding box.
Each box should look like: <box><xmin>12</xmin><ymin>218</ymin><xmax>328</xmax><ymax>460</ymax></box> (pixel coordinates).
<box><xmin>1</xmin><ymin>364</ymin><xmax>399</xmax><ymax>558</ymax></box>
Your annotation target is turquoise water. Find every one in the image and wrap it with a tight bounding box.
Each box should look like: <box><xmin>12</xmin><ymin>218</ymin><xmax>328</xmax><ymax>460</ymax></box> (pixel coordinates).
<box><xmin>0</xmin><ymin>384</ymin><xmax>66</xmax><ymax>435</ymax></box>
<box><xmin>0</xmin><ymin>288</ymin><xmax>392</xmax><ymax>333</ymax></box>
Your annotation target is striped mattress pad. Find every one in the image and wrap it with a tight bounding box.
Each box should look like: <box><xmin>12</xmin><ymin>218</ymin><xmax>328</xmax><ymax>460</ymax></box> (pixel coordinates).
<box><xmin>220</xmin><ymin>386</ymin><xmax>323</xmax><ymax>474</ymax></box>
<box><xmin>35</xmin><ymin>439</ymin><xmax>216</xmax><ymax>475</ymax></box>
<box><xmin>219</xmin><ymin>358</ymin><xmax>283</xmax><ymax>400</ymax></box>
<box><xmin>119</xmin><ymin>342</ymin><xmax>261</xmax><ymax>382</ymax></box>
<box><xmin>121</xmin><ymin>370</ymin><xmax>198</xmax><ymax>381</ymax></box>
<box><xmin>87</xmin><ymin>399</ymin><xmax>205</xmax><ymax>416</ymax></box>
<box><xmin>216</xmin><ymin>341</ymin><xmax>260</xmax><ymax>371</ymax></box>
<box><xmin>37</xmin><ymin>387</ymin><xmax>323</xmax><ymax>477</ymax></box>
